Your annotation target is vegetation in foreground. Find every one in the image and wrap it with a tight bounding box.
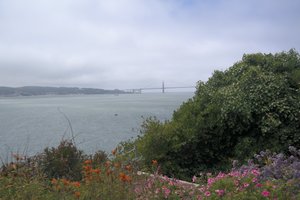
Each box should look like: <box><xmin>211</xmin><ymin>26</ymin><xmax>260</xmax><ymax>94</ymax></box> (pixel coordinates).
<box><xmin>1</xmin><ymin>50</ymin><xmax>300</xmax><ymax>199</ymax></box>
<box><xmin>0</xmin><ymin>140</ymin><xmax>299</xmax><ymax>199</ymax></box>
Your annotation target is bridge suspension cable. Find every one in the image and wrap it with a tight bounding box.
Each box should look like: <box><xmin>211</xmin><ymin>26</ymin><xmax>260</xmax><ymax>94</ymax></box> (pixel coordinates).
<box><xmin>125</xmin><ymin>81</ymin><xmax>195</xmax><ymax>93</ymax></box>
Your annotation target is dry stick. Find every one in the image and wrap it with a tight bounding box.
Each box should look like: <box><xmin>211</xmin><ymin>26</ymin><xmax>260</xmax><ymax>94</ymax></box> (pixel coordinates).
<box><xmin>22</xmin><ymin>135</ymin><xmax>31</xmax><ymax>158</ymax></box>
<box><xmin>57</xmin><ymin>107</ymin><xmax>76</xmax><ymax>146</ymax></box>
<box><xmin>0</xmin><ymin>156</ymin><xmax>6</xmax><ymax>171</ymax></box>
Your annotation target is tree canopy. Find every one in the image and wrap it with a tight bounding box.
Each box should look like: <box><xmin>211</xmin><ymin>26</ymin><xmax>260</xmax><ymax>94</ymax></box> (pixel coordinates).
<box><xmin>133</xmin><ymin>49</ymin><xmax>300</xmax><ymax>180</ymax></box>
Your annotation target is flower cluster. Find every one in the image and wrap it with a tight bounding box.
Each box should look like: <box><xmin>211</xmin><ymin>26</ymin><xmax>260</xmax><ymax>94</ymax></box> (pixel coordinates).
<box><xmin>3</xmin><ymin>146</ymin><xmax>299</xmax><ymax>199</ymax></box>
<box><xmin>195</xmin><ymin>169</ymin><xmax>274</xmax><ymax>199</ymax></box>
<box><xmin>254</xmin><ymin>146</ymin><xmax>300</xmax><ymax>181</ymax></box>
<box><xmin>119</xmin><ymin>172</ymin><xmax>132</xmax><ymax>183</ymax></box>
<box><xmin>82</xmin><ymin>160</ymin><xmax>101</xmax><ymax>183</ymax></box>
<box><xmin>133</xmin><ymin>150</ymin><xmax>300</xmax><ymax>199</ymax></box>
<box><xmin>51</xmin><ymin>178</ymin><xmax>81</xmax><ymax>198</ymax></box>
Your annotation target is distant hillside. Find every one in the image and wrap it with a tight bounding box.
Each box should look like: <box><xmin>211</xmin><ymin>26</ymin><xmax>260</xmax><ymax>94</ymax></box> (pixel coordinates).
<box><xmin>0</xmin><ymin>86</ymin><xmax>127</xmax><ymax>96</ymax></box>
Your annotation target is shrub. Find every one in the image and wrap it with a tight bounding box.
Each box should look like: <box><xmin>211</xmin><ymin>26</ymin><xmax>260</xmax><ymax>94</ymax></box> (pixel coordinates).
<box><xmin>90</xmin><ymin>150</ymin><xmax>108</xmax><ymax>167</ymax></box>
<box><xmin>133</xmin><ymin>49</ymin><xmax>300</xmax><ymax>180</ymax></box>
<box><xmin>39</xmin><ymin>140</ymin><xmax>85</xmax><ymax>181</ymax></box>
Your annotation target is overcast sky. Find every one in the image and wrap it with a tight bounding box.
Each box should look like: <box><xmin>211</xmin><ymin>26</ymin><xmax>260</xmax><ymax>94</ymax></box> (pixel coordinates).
<box><xmin>0</xmin><ymin>0</ymin><xmax>299</xmax><ymax>90</ymax></box>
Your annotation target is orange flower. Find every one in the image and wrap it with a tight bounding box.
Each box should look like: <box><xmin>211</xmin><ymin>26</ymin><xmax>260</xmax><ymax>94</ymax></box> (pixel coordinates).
<box><xmin>119</xmin><ymin>172</ymin><xmax>132</xmax><ymax>183</ymax></box>
<box><xmin>125</xmin><ymin>175</ymin><xmax>132</xmax><ymax>183</ymax></box>
<box><xmin>152</xmin><ymin>160</ymin><xmax>158</xmax><ymax>165</ymax></box>
<box><xmin>119</xmin><ymin>172</ymin><xmax>126</xmax><ymax>180</ymax></box>
<box><xmin>72</xmin><ymin>181</ymin><xmax>81</xmax><ymax>188</ymax></box>
<box><xmin>74</xmin><ymin>191</ymin><xmax>81</xmax><ymax>198</ymax></box>
<box><xmin>51</xmin><ymin>178</ymin><xmax>57</xmax><ymax>185</ymax></box>
<box><xmin>125</xmin><ymin>165</ymin><xmax>132</xmax><ymax>171</ymax></box>
<box><xmin>84</xmin><ymin>160</ymin><xmax>92</xmax><ymax>165</ymax></box>
<box><xmin>92</xmin><ymin>168</ymin><xmax>101</xmax><ymax>174</ymax></box>
<box><xmin>83</xmin><ymin>165</ymin><xmax>92</xmax><ymax>172</ymax></box>
<box><xmin>62</xmin><ymin>178</ymin><xmax>70</xmax><ymax>186</ymax></box>
<box><xmin>112</xmin><ymin>148</ymin><xmax>117</xmax><ymax>155</ymax></box>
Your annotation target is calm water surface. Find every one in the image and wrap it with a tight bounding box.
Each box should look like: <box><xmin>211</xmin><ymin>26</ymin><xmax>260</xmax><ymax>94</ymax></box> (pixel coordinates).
<box><xmin>0</xmin><ymin>93</ymin><xmax>192</xmax><ymax>158</ymax></box>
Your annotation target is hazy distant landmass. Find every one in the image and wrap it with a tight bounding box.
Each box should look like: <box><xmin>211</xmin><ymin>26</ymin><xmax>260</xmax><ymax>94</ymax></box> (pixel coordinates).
<box><xmin>0</xmin><ymin>86</ymin><xmax>127</xmax><ymax>96</ymax></box>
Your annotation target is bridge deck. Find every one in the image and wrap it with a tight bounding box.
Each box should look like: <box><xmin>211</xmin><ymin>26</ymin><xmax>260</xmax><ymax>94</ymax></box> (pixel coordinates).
<box><xmin>125</xmin><ymin>86</ymin><xmax>195</xmax><ymax>93</ymax></box>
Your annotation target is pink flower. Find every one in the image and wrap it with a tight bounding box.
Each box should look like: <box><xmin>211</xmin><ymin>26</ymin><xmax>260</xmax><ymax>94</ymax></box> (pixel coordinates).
<box><xmin>192</xmin><ymin>175</ymin><xmax>197</xmax><ymax>183</ymax></box>
<box><xmin>162</xmin><ymin>186</ymin><xmax>171</xmax><ymax>198</ymax></box>
<box><xmin>207</xmin><ymin>178</ymin><xmax>215</xmax><ymax>185</ymax></box>
<box><xmin>204</xmin><ymin>191</ymin><xmax>211</xmax><ymax>197</ymax></box>
<box><xmin>217</xmin><ymin>172</ymin><xmax>226</xmax><ymax>178</ymax></box>
<box><xmin>243</xmin><ymin>183</ymin><xmax>249</xmax><ymax>188</ymax></box>
<box><xmin>168</xmin><ymin>180</ymin><xmax>175</xmax><ymax>186</ymax></box>
<box><xmin>230</xmin><ymin>171</ymin><xmax>240</xmax><ymax>177</ymax></box>
<box><xmin>251</xmin><ymin>169</ymin><xmax>260</xmax><ymax>176</ymax></box>
<box><xmin>215</xmin><ymin>189</ymin><xmax>225</xmax><ymax>196</ymax></box>
<box><xmin>147</xmin><ymin>181</ymin><xmax>153</xmax><ymax>188</ymax></box>
<box><xmin>242</xmin><ymin>171</ymin><xmax>248</xmax><ymax>177</ymax></box>
<box><xmin>199</xmin><ymin>187</ymin><xmax>205</xmax><ymax>192</ymax></box>
<box><xmin>261</xmin><ymin>190</ymin><xmax>270</xmax><ymax>197</ymax></box>
<box><xmin>256</xmin><ymin>183</ymin><xmax>262</xmax><ymax>188</ymax></box>
<box><xmin>252</xmin><ymin>177</ymin><xmax>258</xmax><ymax>183</ymax></box>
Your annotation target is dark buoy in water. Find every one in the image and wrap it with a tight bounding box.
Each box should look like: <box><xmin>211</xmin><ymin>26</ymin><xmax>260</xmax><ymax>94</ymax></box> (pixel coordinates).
<box><xmin>114</xmin><ymin>114</ymin><xmax>118</xmax><ymax>116</ymax></box>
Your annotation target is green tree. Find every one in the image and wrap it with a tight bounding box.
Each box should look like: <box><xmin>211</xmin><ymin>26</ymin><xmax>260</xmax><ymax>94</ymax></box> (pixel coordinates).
<box><xmin>134</xmin><ymin>49</ymin><xmax>300</xmax><ymax>180</ymax></box>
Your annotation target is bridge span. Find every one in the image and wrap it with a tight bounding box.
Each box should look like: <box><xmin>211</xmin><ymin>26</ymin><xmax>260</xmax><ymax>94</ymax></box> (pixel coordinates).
<box><xmin>125</xmin><ymin>82</ymin><xmax>195</xmax><ymax>94</ymax></box>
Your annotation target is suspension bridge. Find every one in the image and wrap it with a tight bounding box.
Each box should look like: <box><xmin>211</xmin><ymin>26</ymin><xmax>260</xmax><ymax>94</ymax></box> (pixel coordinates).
<box><xmin>125</xmin><ymin>82</ymin><xmax>195</xmax><ymax>94</ymax></box>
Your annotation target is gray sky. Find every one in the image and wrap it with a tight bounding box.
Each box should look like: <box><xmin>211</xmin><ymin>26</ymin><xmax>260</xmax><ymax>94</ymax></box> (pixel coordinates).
<box><xmin>0</xmin><ymin>0</ymin><xmax>299</xmax><ymax>90</ymax></box>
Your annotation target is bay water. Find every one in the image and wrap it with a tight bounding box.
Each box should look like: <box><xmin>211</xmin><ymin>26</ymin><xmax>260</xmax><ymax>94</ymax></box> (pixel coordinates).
<box><xmin>0</xmin><ymin>92</ymin><xmax>193</xmax><ymax>159</ymax></box>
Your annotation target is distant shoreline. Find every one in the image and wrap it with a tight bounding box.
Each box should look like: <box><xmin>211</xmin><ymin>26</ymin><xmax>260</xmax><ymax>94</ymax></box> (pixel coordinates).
<box><xmin>0</xmin><ymin>93</ymin><xmax>124</xmax><ymax>99</ymax></box>
<box><xmin>0</xmin><ymin>86</ymin><xmax>128</xmax><ymax>97</ymax></box>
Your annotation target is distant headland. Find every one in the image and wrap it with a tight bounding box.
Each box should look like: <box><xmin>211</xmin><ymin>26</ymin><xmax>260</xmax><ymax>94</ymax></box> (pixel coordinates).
<box><xmin>0</xmin><ymin>86</ymin><xmax>127</xmax><ymax>97</ymax></box>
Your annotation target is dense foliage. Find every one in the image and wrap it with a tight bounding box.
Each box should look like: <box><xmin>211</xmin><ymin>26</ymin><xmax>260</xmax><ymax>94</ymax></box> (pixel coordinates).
<box><xmin>38</xmin><ymin>140</ymin><xmax>108</xmax><ymax>181</ymax></box>
<box><xmin>39</xmin><ymin>140</ymin><xmax>86</xmax><ymax>181</ymax></box>
<box><xmin>133</xmin><ymin>49</ymin><xmax>300</xmax><ymax>179</ymax></box>
<box><xmin>1</xmin><ymin>142</ymin><xmax>299</xmax><ymax>199</ymax></box>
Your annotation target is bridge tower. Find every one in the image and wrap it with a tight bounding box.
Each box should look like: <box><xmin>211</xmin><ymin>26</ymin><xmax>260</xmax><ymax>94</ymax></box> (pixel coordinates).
<box><xmin>162</xmin><ymin>81</ymin><xmax>165</xmax><ymax>93</ymax></box>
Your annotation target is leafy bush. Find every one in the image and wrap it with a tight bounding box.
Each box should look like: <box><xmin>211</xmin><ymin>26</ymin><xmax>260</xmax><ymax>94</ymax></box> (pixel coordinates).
<box><xmin>90</xmin><ymin>150</ymin><xmax>108</xmax><ymax>167</ymax></box>
<box><xmin>133</xmin><ymin>49</ymin><xmax>300</xmax><ymax>179</ymax></box>
<box><xmin>39</xmin><ymin>140</ymin><xmax>85</xmax><ymax>181</ymax></box>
